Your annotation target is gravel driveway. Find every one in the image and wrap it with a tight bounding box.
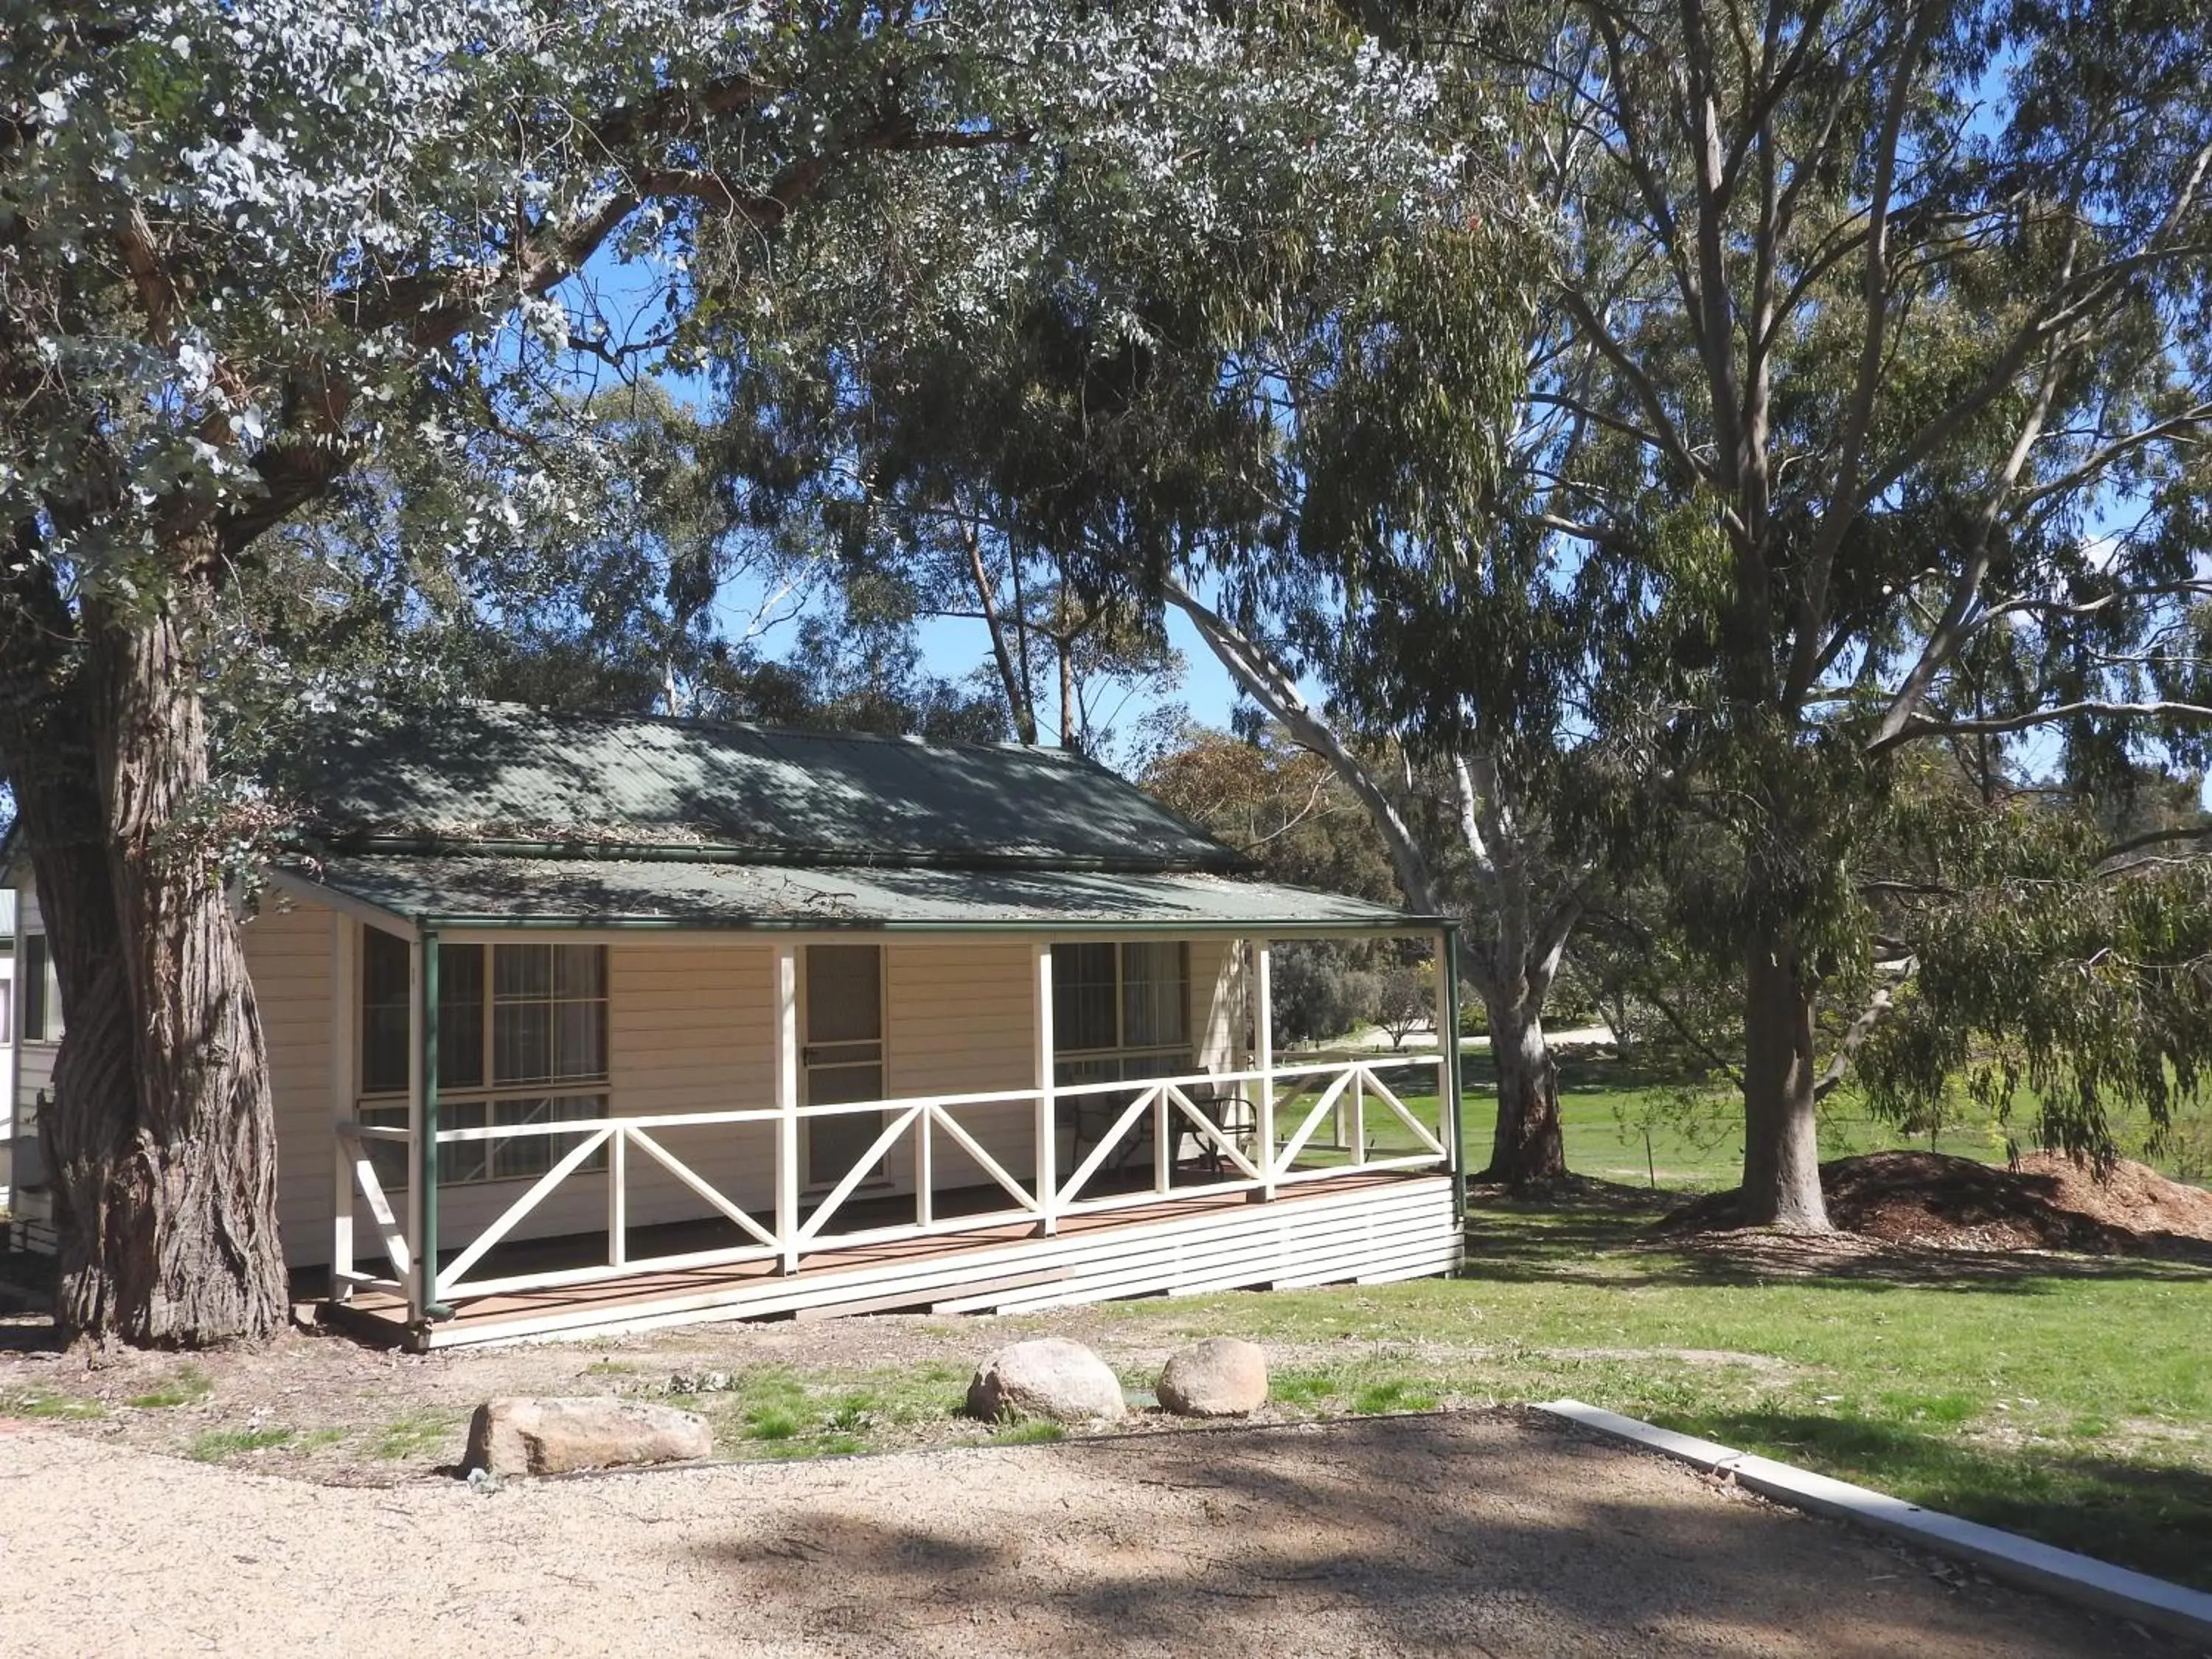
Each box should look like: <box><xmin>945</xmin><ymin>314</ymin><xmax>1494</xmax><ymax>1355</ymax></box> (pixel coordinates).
<box><xmin>0</xmin><ymin>1408</ymin><xmax>2174</xmax><ymax>1658</ymax></box>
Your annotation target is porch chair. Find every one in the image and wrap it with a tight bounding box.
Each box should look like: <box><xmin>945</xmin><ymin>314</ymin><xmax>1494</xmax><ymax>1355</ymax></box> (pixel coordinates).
<box><xmin>1178</xmin><ymin>1072</ymin><xmax>1259</xmax><ymax>1178</ymax></box>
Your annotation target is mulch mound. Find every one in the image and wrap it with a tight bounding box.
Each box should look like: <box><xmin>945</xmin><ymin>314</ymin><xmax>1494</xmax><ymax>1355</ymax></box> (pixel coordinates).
<box><xmin>1660</xmin><ymin>1150</ymin><xmax>2212</xmax><ymax>1256</ymax></box>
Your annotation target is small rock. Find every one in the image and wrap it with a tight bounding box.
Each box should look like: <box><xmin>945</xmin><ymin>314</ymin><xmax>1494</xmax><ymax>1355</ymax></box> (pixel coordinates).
<box><xmin>462</xmin><ymin>1397</ymin><xmax>713</xmax><ymax>1477</ymax></box>
<box><xmin>669</xmin><ymin>1369</ymin><xmax>733</xmax><ymax>1396</ymax></box>
<box><xmin>1157</xmin><ymin>1338</ymin><xmax>1268</xmax><ymax>1417</ymax></box>
<box><xmin>967</xmin><ymin>1338</ymin><xmax>1125</xmax><ymax>1424</ymax></box>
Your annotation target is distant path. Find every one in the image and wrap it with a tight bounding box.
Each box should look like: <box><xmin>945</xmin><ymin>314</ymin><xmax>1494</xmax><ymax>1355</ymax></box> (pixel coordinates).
<box><xmin>1320</xmin><ymin>1024</ymin><xmax>1617</xmax><ymax>1056</ymax></box>
<box><xmin>0</xmin><ymin>1409</ymin><xmax>2174</xmax><ymax>1658</ymax></box>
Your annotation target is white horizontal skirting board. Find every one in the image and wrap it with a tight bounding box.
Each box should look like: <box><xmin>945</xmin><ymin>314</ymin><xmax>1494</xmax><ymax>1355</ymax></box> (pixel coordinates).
<box><xmin>977</xmin><ymin>1208</ymin><xmax>1458</xmax><ymax>1313</ymax></box>
<box><xmin>1537</xmin><ymin>1399</ymin><xmax>2212</xmax><ymax>1649</ymax></box>
<box><xmin>417</xmin><ymin>1177</ymin><xmax>1458</xmax><ymax>1349</ymax></box>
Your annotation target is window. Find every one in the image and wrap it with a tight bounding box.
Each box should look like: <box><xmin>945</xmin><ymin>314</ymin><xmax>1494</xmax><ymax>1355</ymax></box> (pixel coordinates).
<box><xmin>21</xmin><ymin>933</ymin><xmax>51</xmax><ymax>1043</ymax></box>
<box><xmin>1052</xmin><ymin>941</ymin><xmax>1189</xmax><ymax>1085</ymax></box>
<box><xmin>358</xmin><ymin>933</ymin><xmax>609</xmax><ymax>1189</ymax></box>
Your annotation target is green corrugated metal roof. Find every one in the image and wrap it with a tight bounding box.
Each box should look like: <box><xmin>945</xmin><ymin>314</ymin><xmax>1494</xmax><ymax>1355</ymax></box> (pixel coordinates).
<box><xmin>293</xmin><ymin>703</ymin><xmax>1239</xmax><ymax>873</ymax></box>
<box><xmin>295</xmin><ymin>854</ymin><xmax>1425</xmax><ymax>934</ymax></box>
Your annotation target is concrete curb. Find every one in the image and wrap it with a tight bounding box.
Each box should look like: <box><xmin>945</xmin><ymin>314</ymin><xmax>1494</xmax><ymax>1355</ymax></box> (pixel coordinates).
<box><xmin>1536</xmin><ymin>1399</ymin><xmax>2212</xmax><ymax>1649</ymax></box>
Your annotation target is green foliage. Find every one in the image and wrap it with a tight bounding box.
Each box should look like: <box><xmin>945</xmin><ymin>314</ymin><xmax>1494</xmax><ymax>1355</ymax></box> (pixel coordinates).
<box><xmin>0</xmin><ymin>1390</ymin><xmax>104</xmax><ymax>1422</ymax></box>
<box><xmin>370</xmin><ymin>1413</ymin><xmax>459</xmax><ymax>1462</ymax></box>
<box><xmin>743</xmin><ymin>1407</ymin><xmax>802</xmax><ymax>1442</ymax></box>
<box><xmin>1417</xmin><ymin>0</ymin><xmax>2212</xmax><ymax>1200</ymax></box>
<box><xmin>125</xmin><ymin>1366</ymin><xmax>212</xmax><ymax>1410</ymax></box>
<box><xmin>1858</xmin><ymin>787</ymin><xmax>2212</xmax><ymax>1163</ymax></box>
<box><xmin>1349</xmin><ymin>1378</ymin><xmax>1439</xmax><ymax>1414</ymax></box>
<box><xmin>1270</xmin><ymin>1371</ymin><xmax>1341</xmax><ymax>1406</ymax></box>
<box><xmin>189</xmin><ymin>1427</ymin><xmax>293</xmax><ymax>1461</ymax></box>
<box><xmin>1141</xmin><ymin>723</ymin><xmax>1399</xmax><ymax>903</ymax></box>
<box><xmin>1270</xmin><ymin>945</ymin><xmax>1382</xmax><ymax>1047</ymax></box>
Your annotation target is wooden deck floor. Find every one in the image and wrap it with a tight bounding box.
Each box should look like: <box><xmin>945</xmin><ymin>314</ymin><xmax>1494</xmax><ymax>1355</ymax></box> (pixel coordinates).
<box><xmin>324</xmin><ymin>1170</ymin><xmax>1459</xmax><ymax>1350</ymax></box>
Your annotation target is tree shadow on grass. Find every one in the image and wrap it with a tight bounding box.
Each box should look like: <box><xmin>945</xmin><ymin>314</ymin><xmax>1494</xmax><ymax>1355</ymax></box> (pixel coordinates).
<box><xmin>1459</xmin><ymin>1189</ymin><xmax>2212</xmax><ymax>1295</ymax></box>
<box><xmin>1688</xmin><ymin>1408</ymin><xmax>2212</xmax><ymax>1594</ymax></box>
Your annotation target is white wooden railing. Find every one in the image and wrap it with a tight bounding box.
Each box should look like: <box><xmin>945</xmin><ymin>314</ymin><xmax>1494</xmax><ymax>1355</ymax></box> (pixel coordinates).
<box><xmin>332</xmin><ymin>1054</ymin><xmax>1449</xmax><ymax>1311</ymax></box>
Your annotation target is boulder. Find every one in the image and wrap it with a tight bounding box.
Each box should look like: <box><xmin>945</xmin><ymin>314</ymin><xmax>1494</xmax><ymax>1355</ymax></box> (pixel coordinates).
<box><xmin>1157</xmin><ymin>1338</ymin><xmax>1268</xmax><ymax>1417</ymax></box>
<box><xmin>967</xmin><ymin>1338</ymin><xmax>1126</xmax><ymax>1424</ymax></box>
<box><xmin>462</xmin><ymin>1397</ymin><xmax>713</xmax><ymax>1477</ymax></box>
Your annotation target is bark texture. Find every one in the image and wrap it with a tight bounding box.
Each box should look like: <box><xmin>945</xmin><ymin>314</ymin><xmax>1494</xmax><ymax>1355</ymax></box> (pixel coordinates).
<box><xmin>74</xmin><ymin>600</ymin><xmax>289</xmax><ymax>1343</ymax></box>
<box><xmin>1478</xmin><ymin>993</ymin><xmax>1567</xmax><ymax>1186</ymax></box>
<box><xmin>3</xmin><ymin>557</ymin><xmax>289</xmax><ymax>1346</ymax></box>
<box><xmin>1738</xmin><ymin>931</ymin><xmax>1832</xmax><ymax>1230</ymax></box>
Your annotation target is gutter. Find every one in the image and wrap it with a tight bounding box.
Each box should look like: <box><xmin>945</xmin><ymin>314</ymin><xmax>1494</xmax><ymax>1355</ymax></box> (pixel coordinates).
<box><xmin>416</xmin><ymin>912</ymin><xmax>1453</xmax><ymax>938</ymax></box>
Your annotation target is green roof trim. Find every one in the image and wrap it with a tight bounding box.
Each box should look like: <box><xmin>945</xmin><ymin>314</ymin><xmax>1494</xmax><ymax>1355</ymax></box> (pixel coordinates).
<box><xmin>294</xmin><ymin>854</ymin><xmax>1432</xmax><ymax>935</ymax></box>
<box><xmin>292</xmin><ymin>703</ymin><xmax>1242</xmax><ymax>874</ymax></box>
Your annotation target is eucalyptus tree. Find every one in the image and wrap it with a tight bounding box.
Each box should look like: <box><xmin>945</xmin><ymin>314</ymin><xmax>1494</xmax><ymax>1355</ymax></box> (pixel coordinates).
<box><xmin>0</xmin><ymin>0</ymin><xmax>1447</xmax><ymax>1344</ymax></box>
<box><xmin>1419</xmin><ymin>0</ymin><xmax>2212</xmax><ymax>1225</ymax></box>
<box><xmin>726</xmin><ymin>150</ymin><xmax>1639</xmax><ymax>1178</ymax></box>
<box><xmin>1158</xmin><ymin>194</ymin><xmax>1673</xmax><ymax>1184</ymax></box>
<box><xmin>771</xmin><ymin>335</ymin><xmax>1185</xmax><ymax>751</ymax></box>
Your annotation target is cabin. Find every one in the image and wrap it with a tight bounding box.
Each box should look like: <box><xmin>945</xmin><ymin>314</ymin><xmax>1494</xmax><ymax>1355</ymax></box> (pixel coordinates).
<box><xmin>4</xmin><ymin>705</ymin><xmax>1464</xmax><ymax>1347</ymax></box>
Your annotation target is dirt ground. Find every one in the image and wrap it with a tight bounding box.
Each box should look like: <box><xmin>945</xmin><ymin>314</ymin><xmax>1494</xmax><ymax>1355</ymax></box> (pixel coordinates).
<box><xmin>0</xmin><ymin>1295</ymin><xmax>1818</xmax><ymax>1482</ymax></box>
<box><xmin>1663</xmin><ymin>1150</ymin><xmax>2212</xmax><ymax>1259</ymax></box>
<box><xmin>0</xmin><ymin>1303</ymin><xmax>1437</xmax><ymax>1480</ymax></box>
<box><xmin>0</xmin><ymin>1407</ymin><xmax>2183</xmax><ymax>1659</ymax></box>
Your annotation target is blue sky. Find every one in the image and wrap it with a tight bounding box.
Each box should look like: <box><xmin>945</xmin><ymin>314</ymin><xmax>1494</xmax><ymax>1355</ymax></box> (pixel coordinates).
<box><xmin>563</xmin><ymin>251</ymin><xmax>1252</xmax><ymax>754</ymax></box>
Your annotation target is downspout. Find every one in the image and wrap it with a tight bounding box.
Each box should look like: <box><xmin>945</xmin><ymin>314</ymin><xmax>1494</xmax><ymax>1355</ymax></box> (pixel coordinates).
<box><xmin>417</xmin><ymin>928</ymin><xmax>452</xmax><ymax>1324</ymax></box>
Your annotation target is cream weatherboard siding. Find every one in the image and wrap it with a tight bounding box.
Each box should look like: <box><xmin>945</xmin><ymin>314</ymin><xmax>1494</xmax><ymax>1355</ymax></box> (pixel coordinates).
<box><xmin>598</xmin><ymin>939</ymin><xmax>777</xmax><ymax>1229</ymax></box>
<box><xmin>232</xmin><ymin>900</ymin><xmax>1267</xmax><ymax>1270</ymax></box>
<box><xmin>11</xmin><ymin>874</ymin><xmax>1275</xmax><ymax>1271</ymax></box>
<box><xmin>253</xmin><ymin>919</ymin><xmax>795</xmax><ymax>1268</ymax></box>
<box><xmin>881</xmin><ymin>939</ymin><xmax>1038</xmax><ymax>1193</ymax></box>
<box><xmin>239</xmin><ymin>897</ymin><xmax>340</xmax><ymax>1265</ymax></box>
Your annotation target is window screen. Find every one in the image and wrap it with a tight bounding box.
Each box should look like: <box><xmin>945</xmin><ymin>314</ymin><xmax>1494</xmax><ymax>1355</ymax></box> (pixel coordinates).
<box><xmin>358</xmin><ymin>934</ymin><xmax>609</xmax><ymax>1189</ymax></box>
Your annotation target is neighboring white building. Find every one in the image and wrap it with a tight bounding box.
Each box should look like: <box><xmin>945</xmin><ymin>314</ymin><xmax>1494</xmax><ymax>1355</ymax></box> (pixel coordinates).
<box><xmin>2</xmin><ymin>869</ymin><xmax>61</xmax><ymax>1239</ymax></box>
<box><xmin>0</xmin><ymin>886</ymin><xmax>14</xmax><ymax>1209</ymax></box>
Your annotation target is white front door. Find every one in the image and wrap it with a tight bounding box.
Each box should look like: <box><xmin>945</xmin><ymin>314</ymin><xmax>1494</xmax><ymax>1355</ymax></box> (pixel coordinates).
<box><xmin>803</xmin><ymin>945</ymin><xmax>886</xmax><ymax>1188</ymax></box>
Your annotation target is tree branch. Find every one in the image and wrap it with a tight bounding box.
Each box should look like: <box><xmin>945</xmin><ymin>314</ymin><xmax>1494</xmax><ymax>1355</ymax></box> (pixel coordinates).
<box><xmin>1160</xmin><ymin>573</ymin><xmax>1445</xmax><ymax>916</ymax></box>
<box><xmin>1874</xmin><ymin>698</ymin><xmax>2212</xmax><ymax>753</ymax></box>
<box><xmin>1812</xmin><ymin>966</ymin><xmax>1911</xmax><ymax>1101</ymax></box>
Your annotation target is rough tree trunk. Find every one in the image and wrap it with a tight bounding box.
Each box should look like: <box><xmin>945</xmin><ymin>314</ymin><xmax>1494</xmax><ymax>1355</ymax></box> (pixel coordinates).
<box><xmin>1478</xmin><ymin>992</ymin><xmax>1566</xmax><ymax>1186</ymax></box>
<box><xmin>48</xmin><ymin>599</ymin><xmax>290</xmax><ymax>1345</ymax></box>
<box><xmin>4</xmin><ymin>716</ymin><xmax>143</xmax><ymax>1336</ymax></box>
<box><xmin>0</xmin><ymin>546</ymin><xmax>144</xmax><ymax>1335</ymax></box>
<box><xmin>1739</xmin><ymin>930</ymin><xmax>1831</xmax><ymax>1230</ymax></box>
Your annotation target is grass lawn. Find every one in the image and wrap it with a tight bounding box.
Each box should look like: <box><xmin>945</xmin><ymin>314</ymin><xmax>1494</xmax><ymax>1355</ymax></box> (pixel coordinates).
<box><xmin>1328</xmin><ymin>1043</ymin><xmax>2204</xmax><ymax>1189</ymax></box>
<box><xmin>1229</xmin><ymin>1048</ymin><xmax>2212</xmax><ymax>1587</ymax></box>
